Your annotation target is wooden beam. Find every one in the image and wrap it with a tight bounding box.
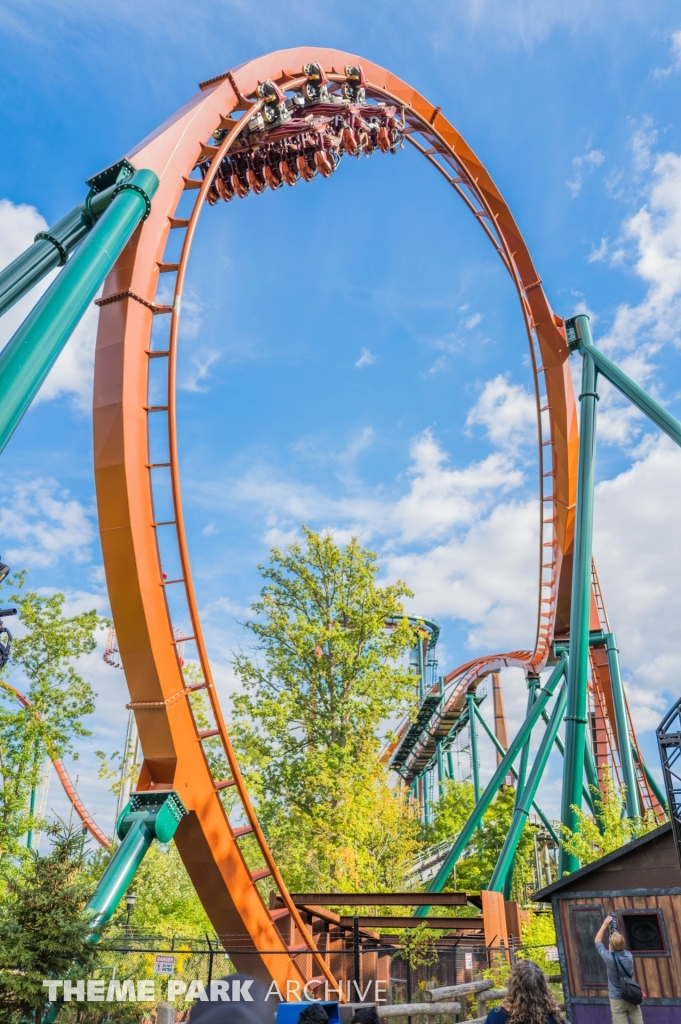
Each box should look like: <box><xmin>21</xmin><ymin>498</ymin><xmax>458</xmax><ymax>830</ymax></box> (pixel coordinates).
<box><xmin>288</xmin><ymin>892</ymin><xmax>468</xmax><ymax>906</ymax></box>
<box><xmin>339</xmin><ymin>916</ymin><xmax>484</xmax><ymax>930</ymax></box>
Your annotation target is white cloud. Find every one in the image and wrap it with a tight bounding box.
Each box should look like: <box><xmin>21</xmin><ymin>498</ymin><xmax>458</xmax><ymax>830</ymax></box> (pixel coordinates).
<box><xmin>588</xmin><ymin>137</ymin><xmax>681</xmax><ymax>448</ymax></box>
<box><xmin>180</xmin><ymin>348</ymin><xmax>221</xmax><ymax>392</ymax></box>
<box><xmin>393</xmin><ymin>431</ymin><xmax>524</xmax><ymax>542</ymax></box>
<box><xmin>355</xmin><ymin>347</ymin><xmax>376</xmax><ymax>368</ymax></box>
<box><xmin>587</xmin><ymin>237</ymin><xmax>608</xmax><ymax>263</ymax></box>
<box><xmin>466</xmin><ymin>375</ymin><xmax>536</xmax><ymax>452</ymax></box>
<box><xmin>442</xmin><ymin>0</ymin><xmax>651</xmax><ymax>50</ymax></box>
<box><xmin>465</xmin><ymin>312</ymin><xmax>483</xmax><ymax>329</ymax></box>
<box><xmin>0</xmin><ymin>478</ymin><xmax>94</xmax><ymax>569</ymax></box>
<box><xmin>0</xmin><ymin>198</ymin><xmax>47</xmax><ymax>269</ymax></box>
<box><xmin>0</xmin><ymin>197</ymin><xmax>99</xmax><ymax>412</ymax></box>
<box><xmin>593</xmin><ymin>435</ymin><xmax>681</xmax><ymax>726</ymax></box>
<box><xmin>567</xmin><ymin>145</ymin><xmax>605</xmax><ymax>197</ymax></box>
<box><xmin>653</xmin><ymin>29</ymin><xmax>681</xmax><ymax>78</ymax></box>
<box><xmin>386</xmin><ymin>498</ymin><xmax>537</xmax><ymax>652</ymax></box>
<box><xmin>631</xmin><ymin>116</ymin><xmax>658</xmax><ymax>173</ymax></box>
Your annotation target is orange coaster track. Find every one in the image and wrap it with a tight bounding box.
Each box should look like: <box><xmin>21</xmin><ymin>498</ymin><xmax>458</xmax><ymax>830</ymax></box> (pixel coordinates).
<box><xmin>93</xmin><ymin>48</ymin><xmax>585</xmax><ymax>985</ymax></box>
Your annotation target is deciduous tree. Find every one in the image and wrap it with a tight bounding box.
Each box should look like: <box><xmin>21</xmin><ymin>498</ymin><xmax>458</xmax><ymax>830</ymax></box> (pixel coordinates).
<box><xmin>0</xmin><ymin>573</ymin><xmax>103</xmax><ymax>859</ymax></box>
<box><xmin>231</xmin><ymin>528</ymin><xmax>420</xmax><ymax>891</ymax></box>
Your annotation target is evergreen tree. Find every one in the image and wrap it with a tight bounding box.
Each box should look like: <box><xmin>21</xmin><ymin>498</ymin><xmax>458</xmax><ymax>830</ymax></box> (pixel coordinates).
<box><xmin>0</xmin><ymin>825</ymin><xmax>98</xmax><ymax>1023</ymax></box>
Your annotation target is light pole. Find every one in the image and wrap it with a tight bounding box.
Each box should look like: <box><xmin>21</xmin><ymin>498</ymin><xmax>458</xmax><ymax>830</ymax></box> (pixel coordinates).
<box><xmin>124</xmin><ymin>892</ymin><xmax>137</xmax><ymax>949</ymax></box>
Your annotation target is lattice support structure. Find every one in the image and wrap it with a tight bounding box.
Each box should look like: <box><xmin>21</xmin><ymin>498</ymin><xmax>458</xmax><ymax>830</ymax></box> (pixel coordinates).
<box><xmin>657</xmin><ymin>698</ymin><xmax>681</xmax><ymax>871</ymax></box>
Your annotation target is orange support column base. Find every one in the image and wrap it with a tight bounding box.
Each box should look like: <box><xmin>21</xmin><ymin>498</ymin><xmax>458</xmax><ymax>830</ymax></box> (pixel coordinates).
<box><xmin>504</xmin><ymin>899</ymin><xmax>529</xmax><ymax>945</ymax></box>
<box><xmin>482</xmin><ymin>890</ymin><xmax>509</xmax><ymax>953</ymax></box>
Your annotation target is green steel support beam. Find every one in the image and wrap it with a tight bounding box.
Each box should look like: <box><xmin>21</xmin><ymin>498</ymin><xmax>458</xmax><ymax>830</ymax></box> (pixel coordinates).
<box><xmin>86</xmin><ymin>792</ymin><xmax>186</xmax><ymax>939</ymax></box>
<box><xmin>0</xmin><ymin>169</ymin><xmax>158</xmax><ymax>456</ymax></box>
<box><xmin>540</xmin><ymin>707</ymin><xmax>595</xmax><ymax>815</ymax></box>
<box><xmin>605</xmin><ymin>632</ymin><xmax>640</xmax><ymax>818</ymax></box>
<box><xmin>436</xmin><ymin>740</ymin><xmax>445</xmax><ymax>797</ymax></box>
<box><xmin>561</xmin><ymin>316</ymin><xmax>599</xmax><ymax>876</ymax></box>
<box><xmin>41</xmin><ymin>792</ymin><xmax>186</xmax><ymax>1023</ymax></box>
<box><xmin>0</xmin><ymin>176</ymin><xmax>127</xmax><ymax>320</ymax></box>
<box><xmin>474</xmin><ymin>700</ymin><xmax>560</xmax><ymax>847</ymax></box>
<box><xmin>417</xmin><ymin>638</ymin><xmax>425</xmax><ymax>703</ymax></box>
<box><xmin>567</xmin><ymin>320</ymin><xmax>681</xmax><ymax>449</ymax></box>
<box><xmin>514</xmin><ymin>677</ymin><xmax>540</xmax><ymax>809</ymax></box>
<box><xmin>632</xmin><ymin>742</ymin><xmax>668</xmax><ymax>814</ymax></box>
<box><xmin>583</xmin><ymin>727</ymin><xmax>606</xmax><ymax>831</ymax></box>
<box><xmin>414</xmin><ymin>652</ymin><xmax>567</xmax><ymax>914</ymax></box>
<box><xmin>446</xmin><ymin>748</ymin><xmax>454</xmax><ymax>780</ymax></box>
<box><xmin>489</xmin><ymin>681</ymin><xmax>568</xmax><ymax>893</ymax></box>
<box><xmin>467</xmin><ymin>692</ymin><xmax>481</xmax><ymax>804</ymax></box>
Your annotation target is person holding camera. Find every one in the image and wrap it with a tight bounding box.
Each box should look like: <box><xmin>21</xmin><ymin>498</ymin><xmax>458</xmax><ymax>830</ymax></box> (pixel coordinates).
<box><xmin>595</xmin><ymin>915</ymin><xmax>644</xmax><ymax>1024</ymax></box>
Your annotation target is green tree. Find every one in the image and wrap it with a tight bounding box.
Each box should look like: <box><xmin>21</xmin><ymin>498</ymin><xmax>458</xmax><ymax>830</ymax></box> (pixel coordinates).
<box><xmin>560</xmin><ymin>766</ymin><xmax>658</xmax><ymax>867</ymax></box>
<box><xmin>424</xmin><ymin>779</ymin><xmax>476</xmax><ymax>846</ymax></box>
<box><xmin>0</xmin><ymin>573</ymin><xmax>103</xmax><ymax>859</ymax></box>
<box><xmin>0</xmin><ymin>825</ymin><xmax>98</xmax><ymax>1023</ymax></box>
<box><xmin>231</xmin><ymin>528</ymin><xmax>420</xmax><ymax>892</ymax></box>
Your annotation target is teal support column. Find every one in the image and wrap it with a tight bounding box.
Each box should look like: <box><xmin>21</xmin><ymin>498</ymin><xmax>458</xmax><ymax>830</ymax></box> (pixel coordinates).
<box><xmin>467</xmin><ymin>692</ymin><xmax>481</xmax><ymax>804</ymax></box>
<box><xmin>447</xmin><ymin>748</ymin><xmax>454</xmax><ymax>780</ymax></box>
<box><xmin>0</xmin><ymin>173</ymin><xmax>128</xmax><ymax>320</ymax></box>
<box><xmin>632</xmin><ymin>744</ymin><xmax>668</xmax><ymax>813</ymax></box>
<box><xmin>85</xmin><ymin>792</ymin><xmax>186</xmax><ymax>938</ymax></box>
<box><xmin>40</xmin><ymin>791</ymin><xmax>186</xmax><ymax>1024</ymax></box>
<box><xmin>436</xmin><ymin>740</ymin><xmax>445</xmax><ymax>797</ymax></box>
<box><xmin>489</xmin><ymin>681</ymin><xmax>568</xmax><ymax>893</ymax></box>
<box><xmin>515</xmin><ymin>677</ymin><xmax>540</xmax><ymax>802</ymax></box>
<box><xmin>540</xmin><ymin>707</ymin><xmax>595</xmax><ymax>815</ymax></box>
<box><xmin>604</xmin><ymin>632</ymin><xmax>640</xmax><ymax>818</ymax></box>
<box><xmin>424</xmin><ymin>771</ymin><xmax>431</xmax><ymax>827</ymax></box>
<box><xmin>561</xmin><ymin>314</ymin><xmax>599</xmax><ymax>876</ymax></box>
<box><xmin>567</xmin><ymin>322</ymin><xmax>681</xmax><ymax>448</ymax></box>
<box><xmin>417</xmin><ymin>639</ymin><xmax>425</xmax><ymax>703</ymax></box>
<box><xmin>0</xmin><ymin>169</ymin><xmax>158</xmax><ymax>455</ymax></box>
<box><xmin>26</xmin><ymin>785</ymin><xmax>37</xmax><ymax>852</ymax></box>
<box><xmin>414</xmin><ymin>652</ymin><xmax>567</xmax><ymax>914</ymax></box>
<box><xmin>583</xmin><ymin>726</ymin><xmax>606</xmax><ymax>831</ymax></box>
<box><xmin>473</xmin><ymin>700</ymin><xmax>560</xmax><ymax>847</ymax></box>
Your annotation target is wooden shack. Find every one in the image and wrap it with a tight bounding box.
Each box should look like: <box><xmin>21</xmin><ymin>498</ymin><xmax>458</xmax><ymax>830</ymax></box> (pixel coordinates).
<box><xmin>533</xmin><ymin>823</ymin><xmax>681</xmax><ymax>1024</ymax></box>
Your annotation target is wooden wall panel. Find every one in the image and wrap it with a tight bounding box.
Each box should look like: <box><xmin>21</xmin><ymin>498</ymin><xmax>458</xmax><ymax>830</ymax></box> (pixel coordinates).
<box><xmin>559</xmin><ymin>893</ymin><xmax>681</xmax><ymax>1001</ymax></box>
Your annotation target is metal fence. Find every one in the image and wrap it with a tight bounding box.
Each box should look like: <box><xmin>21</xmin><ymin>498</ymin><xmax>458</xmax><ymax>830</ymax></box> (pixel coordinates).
<box><xmin>81</xmin><ymin>937</ymin><xmax>562</xmax><ymax>1018</ymax></box>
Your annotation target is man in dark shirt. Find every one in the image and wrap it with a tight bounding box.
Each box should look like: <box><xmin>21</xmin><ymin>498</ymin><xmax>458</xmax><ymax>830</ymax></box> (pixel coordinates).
<box><xmin>594</xmin><ymin>915</ymin><xmax>643</xmax><ymax>1024</ymax></box>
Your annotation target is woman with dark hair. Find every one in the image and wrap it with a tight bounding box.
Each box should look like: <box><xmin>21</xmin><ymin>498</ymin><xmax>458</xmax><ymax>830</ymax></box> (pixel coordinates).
<box><xmin>486</xmin><ymin>960</ymin><xmax>564</xmax><ymax>1024</ymax></box>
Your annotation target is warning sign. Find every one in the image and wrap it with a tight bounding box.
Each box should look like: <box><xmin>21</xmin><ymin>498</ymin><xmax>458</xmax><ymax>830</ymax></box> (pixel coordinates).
<box><xmin>154</xmin><ymin>955</ymin><xmax>176</xmax><ymax>975</ymax></box>
<box><xmin>464</xmin><ymin>952</ymin><xmax>473</xmax><ymax>970</ymax></box>
<box><xmin>545</xmin><ymin>947</ymin><xmax>559</xmax><ymax>962</ymax></box>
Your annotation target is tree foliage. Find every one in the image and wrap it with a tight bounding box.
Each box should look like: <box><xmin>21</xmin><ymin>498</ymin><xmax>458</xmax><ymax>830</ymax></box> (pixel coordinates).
<box><xmin>0</xmin><ymin>825</ymin><xmax>98</xmax><ymax>1022</ymax></box>
<box><xmin>559</xmin><ymin>766</ymin><xmax>658</xmax><ymax>867</ymax></box>
<box><xmin>0</xmin><ymin>573</ymin><xmax>103</xmax><ymax>860</ymax></box>
<box><xmin>232</xmin><ymin>528</ymin><xmax>420</xmax><ymax>892</ymax></box>
<box><xmin>233</xmin><ymin>527</ymin><xmax>415</xmax><ymax>756</ymax></box>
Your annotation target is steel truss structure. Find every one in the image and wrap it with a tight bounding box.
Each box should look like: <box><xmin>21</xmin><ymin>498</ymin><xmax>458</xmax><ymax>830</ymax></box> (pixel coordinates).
<box><xmin>0</xmin><ymin>47</ymin><xmax>677</xmax><ymax>989</ymax></box>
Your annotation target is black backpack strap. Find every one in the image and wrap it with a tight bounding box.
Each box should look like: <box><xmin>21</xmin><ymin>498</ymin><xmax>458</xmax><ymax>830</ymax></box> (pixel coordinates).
<box><xmin>613</xmin><ymin>952</ymin><xmax>633</xmax><ymax>979</ymax></box>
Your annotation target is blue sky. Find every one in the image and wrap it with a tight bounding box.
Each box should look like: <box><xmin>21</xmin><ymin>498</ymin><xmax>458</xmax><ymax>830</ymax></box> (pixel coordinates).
<box><xmin>1</xmin><ymin>0</ymin><xmax>681</xmax><ymax>839</ymax></box>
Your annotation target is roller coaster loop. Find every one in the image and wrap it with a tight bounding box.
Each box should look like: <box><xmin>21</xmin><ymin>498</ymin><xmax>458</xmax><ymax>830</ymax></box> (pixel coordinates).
<box><xmin>0</xmin><ymin>47</ymin><xmax>678</xmax><ymax>988</ymax></box>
